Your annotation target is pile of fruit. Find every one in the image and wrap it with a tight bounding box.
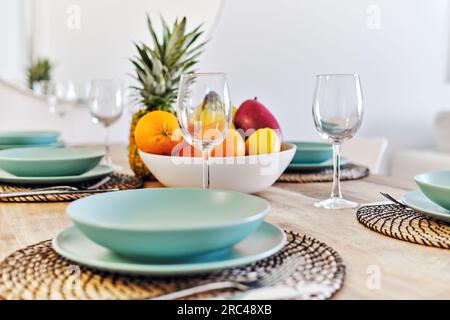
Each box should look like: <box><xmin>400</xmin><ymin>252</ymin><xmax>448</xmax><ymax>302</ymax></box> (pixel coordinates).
<box><xmin>135</xmin><ymin>98</ymin><xmax>283</xmax><ymax>158</ymax></box>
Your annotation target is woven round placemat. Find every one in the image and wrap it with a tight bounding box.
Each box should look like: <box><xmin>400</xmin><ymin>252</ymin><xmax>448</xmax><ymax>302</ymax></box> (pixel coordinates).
<box><xmin>357</xmin><ymin>204</ymin><xmax>450</xmax><ymax>249</ymax></box>
<box><xmin>0</xmin><ymin>173</ymin><xmax>143</xmax><ymax>203</ymax></box>
<box><xmin>0</xmin><ymin>230</ymin><xmax>345</xmax><ymax>300</ymax></box>
<box><xmin>278</xmin><ymin>164</ymin><xmax>369</xmax><ymax>183</ymax></box>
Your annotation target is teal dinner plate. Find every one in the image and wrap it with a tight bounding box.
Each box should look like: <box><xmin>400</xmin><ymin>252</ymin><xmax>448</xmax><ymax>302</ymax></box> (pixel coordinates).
<box><xmin>287</xmin><ymin>157</ymin><xmax>349</xmax><ymax>171</ymax></box>
<box><xmin>67</xmin><ymin>188</ymin><xmax>270</xmax><ymax>259</ymax></box>
<box><xmin>0</xmin><ymin>164</ymin><xmax>113</xmax><ymax>185</ymax></box>
<box><xmin>0</xmin><ymin>147</ymin><xmax>104</xmax><ymax>177</ymax></box>
<box><xmin>415</xmin><ymin>171</ymin><xmax>450</xmax><ymax>210</ymax></box>
<box><xmin>0</xmin><ymin>141</ymin><xmax>64</xmax><ymax>150</ymax></box>
<box><xmin>52</xmin><ymin>222</ymin><xmax>286</xmax><ymax>275</ymax></box>
<box><xmin>288</xmin><ymin>141</ymin><xmax>332</xmax><ymax>164</ymax></box>
<box><xmin>401</xmin><ymin>190</ymin><xmax>450</xmax><ymax>223</ymax></box>
<box><xmin>0</xmin><ymin>131</ymin><xmax>60</xmax><ymax>145</ymax></box>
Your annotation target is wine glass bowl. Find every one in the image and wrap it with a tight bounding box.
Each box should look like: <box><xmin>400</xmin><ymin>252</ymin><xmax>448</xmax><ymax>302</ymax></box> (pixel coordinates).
<box><xmin>313</xmin><ymin>74</ymin><xmax>363</xmax><ymax>143</ymax></box>
<box><xmin>43</xmin><ymin>81</ymin><xmax>71</xmax><ymax>117</ymax></box>
<box><xmin>177</xmin><ymin>73</ymin><xmax>232</xmax><ymax>189</ymax></box>
<box><xmin>88</xmin><ymin>79</ymin><xmax>125</xmax><ymax>166</ymax></box>
<box><xmin>312</xmin><ymin>74</ymin><xmax>363</xmax><ymax>209</ymax></box>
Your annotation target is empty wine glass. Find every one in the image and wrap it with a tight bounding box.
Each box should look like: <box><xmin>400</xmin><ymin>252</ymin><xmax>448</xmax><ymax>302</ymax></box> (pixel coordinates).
<box><xmin>43</xmin><ymin>81</ymin><xmax>71</xmax><ymax>117</ymax></box>
<box><xmin>177</xmin><ymin>73</ymin><xmax>232</xmax><ymax>189</ymax></box>
<box><xmin>88</xmin><ymin>79</ymin><xmax>125</xmax><ymax>167</ymax></box>
<box><xmin>312</xmin><ymin>74</ymin><xmax>363</xmax><ymax>209</ymax></box>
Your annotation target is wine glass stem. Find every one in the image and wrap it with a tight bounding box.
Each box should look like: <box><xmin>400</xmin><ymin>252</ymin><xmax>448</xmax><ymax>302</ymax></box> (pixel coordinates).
<box><xmin>104</xmin><ymin>126</ymin><xmax>112</xmax><ymax>166</ymax></box>
<box><xmin>330</xmin><ymin>142</ymin><xmax>342</xmax><ymax>198</ymax></box>
<box><xmin>201</xmin><ymin>150</ymin><xmax>211</xmax><ymax>189</ymax></box>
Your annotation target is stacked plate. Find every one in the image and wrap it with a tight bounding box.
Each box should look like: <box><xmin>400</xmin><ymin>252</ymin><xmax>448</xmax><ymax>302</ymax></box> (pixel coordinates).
<box><xmin>0</xmin><ymin>147</ymin><xmax>112</xmax><ymax>185</ymax></box>
<box><xmin>0</xmin><ymin>131</ymin><xmax>64</xmax><ymax>150</ymax></box>
<box><xmin>286</xmin><ymin>141</ymin><xmax>348</xmax><ymax>171</ymax></box>
<box><xmin>53</xmin><ymin>189</ymin><xmax>287</xmax><ymax>275</ymax></box>
<box><xmin>401</xmin><ymin>171</ymin><xmax>450</xmax><ymax>222</ymax></box>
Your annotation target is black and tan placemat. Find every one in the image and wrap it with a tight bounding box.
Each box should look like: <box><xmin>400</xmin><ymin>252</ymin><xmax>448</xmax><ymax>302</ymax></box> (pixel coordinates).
<box><xmin>0</xmin><ymin>230</ymin><xmax>345</xmax><ymax>300</ymax></box>
<box><xmin>0</xmin><ymin>173</ymin><xmax>144</xmax><ymax>203</ymax></box>
<box><xmin>278</xmin><ymin>163</ymin><xmax>369</xmax><ymax>183</ymax></box>
<box><xmin>357</xmin><ymin>203</ymin><xmax>450</xmax><ymax>249</ymax></box>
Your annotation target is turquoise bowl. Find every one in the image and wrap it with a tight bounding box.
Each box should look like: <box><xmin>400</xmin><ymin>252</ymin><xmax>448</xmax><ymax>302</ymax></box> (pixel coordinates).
<box><xmin>67</xmin><ymin>188</ymin><xmax>270</xmax><ymax>259</ymax></box>
<box><xmin>415</xmin><ymin>171</ymin><xmax>450</xmax><ymax>210</ymax></box>
<box><xmin>288</xmin><ymin>141</ymin><xmax>333</xmax><ymax>164</ymax></box>
<box><xmin>0</xmin><ymin>147</ymin><xmax>104</xmax><ymax>177</ymax></box>
<box><xmin>0</xmin><ymin>131</ymin><xmax>60</xmax><ymax>145</ymax></box>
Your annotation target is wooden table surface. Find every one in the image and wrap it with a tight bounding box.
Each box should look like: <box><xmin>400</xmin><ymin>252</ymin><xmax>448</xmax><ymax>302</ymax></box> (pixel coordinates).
<box><xmin>0</xmin><ymin>145</ymin><xmax>448</xmax><ymax>299</ymax></box>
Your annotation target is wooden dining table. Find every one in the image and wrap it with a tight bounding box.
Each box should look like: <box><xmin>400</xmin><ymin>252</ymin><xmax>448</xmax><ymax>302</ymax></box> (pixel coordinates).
<box><xmin>0</xmin><ymin>145</ymin><xmax>448</xmax><ymax>300</ymax></box>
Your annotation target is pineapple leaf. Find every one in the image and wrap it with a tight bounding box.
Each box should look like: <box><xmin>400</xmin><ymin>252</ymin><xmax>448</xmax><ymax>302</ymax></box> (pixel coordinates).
<box><xmin>130</xmin><ymin>14</ymin><xmax>207</xmax><ymax>112</ymax></box>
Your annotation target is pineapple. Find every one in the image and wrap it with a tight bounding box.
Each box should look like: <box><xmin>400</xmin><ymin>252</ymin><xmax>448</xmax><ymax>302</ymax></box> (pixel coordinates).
<box><xmin>129</xmin><ymin>15</ymin><xmax>206</xmax><ymax>178</ymax></box>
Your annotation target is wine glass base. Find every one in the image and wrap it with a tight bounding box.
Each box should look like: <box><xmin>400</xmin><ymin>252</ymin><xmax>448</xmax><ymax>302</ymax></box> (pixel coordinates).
<box><xmin>101</xmin><ymin>159</ymin><xmax>122</xmax><ymax>171</ymax></box>
<box><xmin>314</xmin><ymin>197</ymin><xmax>358</xmax><ymax>209</ymax></box>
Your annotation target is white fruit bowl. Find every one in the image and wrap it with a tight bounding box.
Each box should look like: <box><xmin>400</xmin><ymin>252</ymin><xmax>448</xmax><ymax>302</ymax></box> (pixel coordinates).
<box><xmin>139</xmin><ymin>143</ymin><xmax>296</xmax><ymax>194</ymax></box>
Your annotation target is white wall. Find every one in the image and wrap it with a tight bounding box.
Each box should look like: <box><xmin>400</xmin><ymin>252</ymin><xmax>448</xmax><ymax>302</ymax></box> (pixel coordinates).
<box><xmin>33</xmin><ymin>0</ymin><xmax>222</xmax><ymax>82</ymax></box>
<box><xmin>0</xmin><ymin>0</ymin><xmax>28</xmax><ymax>83</ymax></box>
<box><xmin>2</xmin><ymin>0</ymin><xmax>450</xmax><ymax>172</ymax></box>
<box><xmin>199</xmin><ymin>0</ymin><xmax>450</xmax><ymax>170</ymax></box>
<box><xmin>28</xmin><ymin>0</ymin><xmax>222</xmax><ymax>144</ymax></box>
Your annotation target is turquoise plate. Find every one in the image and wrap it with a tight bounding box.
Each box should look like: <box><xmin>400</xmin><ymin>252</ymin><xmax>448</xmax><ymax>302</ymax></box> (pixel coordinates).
<box><xmin>67</xmin><ymin>188</ymin><xmax>270</xmax><ymax>259</ymax></box>
<box><xmin>401</xmin><ymin>190</ymin><xmax>450</xmax><ymax>223</ymax></box>
<box><xmin>0</xmin><ymin>141</ymin><xmax>64</xmax><ymax>150</ymax></box>
<box><xmin>415</xmin><ymin>171</ymin><xmax>450</xmax><ymax>210</ymax></box>
<box><xmin>0</xmin><ymin>164</ymin><xmax>113</xmax><ymax>185</ymax></box>
<box><xmin>0</xmin><ymin>147</ymin><xmax>104</xmax><ymax>177</ymax></box>
<box><xmin>287</xmin><ymin>157</ymin><xmax>349</xmax><ymax>171</ymax></box>
<box><xmin>0</xmin><ymin>131</ymin><xmax>60</xmax><ymax>145</ymax></box>
<box><xmin>52</xmin><ymin>222</ymin><xmax>286</xmax><ymax>275</ymax></box>
<box><xmin>288</xmin><ymin>141</ymin><xmax>332</xmax><ymax>164</ymax></box>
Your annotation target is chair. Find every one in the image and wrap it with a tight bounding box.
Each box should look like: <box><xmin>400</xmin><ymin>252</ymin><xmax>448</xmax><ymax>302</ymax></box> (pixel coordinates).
<box><xmin>340</xmin><ymin>138</ymin><xmax>388</xmax><ymax>174</ymax></box>
<box><xmin>390</xmin><ymin>111</ymin><xmax>450</xmax><ymax>179</ymax></box>
<box><xmin>434</xmin><ymin>111</ymin><xmax>450</xmax><ymax>153</ymax></box>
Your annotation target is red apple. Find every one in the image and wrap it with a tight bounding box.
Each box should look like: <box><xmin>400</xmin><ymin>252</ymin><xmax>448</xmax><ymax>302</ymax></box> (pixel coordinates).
<box><xmin>234</xmin><ymin>98</ymin><xmax>282</xmax><ymax>141</ymax></box>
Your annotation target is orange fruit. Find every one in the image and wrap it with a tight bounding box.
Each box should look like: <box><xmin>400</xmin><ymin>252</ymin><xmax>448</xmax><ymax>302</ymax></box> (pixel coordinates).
<box><xmin>211</xmin><ymin>129</ymin><xmax>246</xmax><ymax>157</ymax></box>
<box><xmin>174</xmin><ymin>140</ymin><xmax>202</xmax><ymax>157</ymax></box>
<box><xmin>134</xmin><ymin>110</ymin><xmax>182</xmax><ymax>155</ymax></box>
<box><xmin>174</xmin><ymin>129</ymin><xmax>245</xmax><ymax>158</ymax></box>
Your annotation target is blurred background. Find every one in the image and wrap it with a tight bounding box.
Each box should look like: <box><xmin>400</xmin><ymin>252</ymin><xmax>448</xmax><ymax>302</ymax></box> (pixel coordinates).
<box><xmin>1</xmin><ymin>0</ymin><xmax>450</xmax><ymax>177</ymax></box>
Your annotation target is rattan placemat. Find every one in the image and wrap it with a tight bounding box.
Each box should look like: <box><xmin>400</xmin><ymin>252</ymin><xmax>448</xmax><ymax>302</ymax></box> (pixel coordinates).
<box><xmin>357</xmin><ymin>203</ymin><xmax>450</xmax><ymax>249</ymax></box>
<box><xmin>278</xmin><ymin>164</ymin><xmax>369</xmax><ymax>183</ymax></box>
<box><xmin>0</xmin><ymin>230</ymin><xmax>345</xmax><ymax>300</ymax></box>
<box><xmin>0</xmin><ymin>173</ymin><xmax>144</xmax><ymax>203</ymax></box>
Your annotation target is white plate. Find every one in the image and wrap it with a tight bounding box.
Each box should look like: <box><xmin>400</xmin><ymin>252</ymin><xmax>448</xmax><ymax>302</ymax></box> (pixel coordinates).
<box><xmin>402</xmin><ymin>190</ymin><xmax>450</xmax><ymax>223</ymax></box>
<box><xmin>52</xmin><ymin>222</ymin><xmax>287</xmax><ymax>276</ymax></box>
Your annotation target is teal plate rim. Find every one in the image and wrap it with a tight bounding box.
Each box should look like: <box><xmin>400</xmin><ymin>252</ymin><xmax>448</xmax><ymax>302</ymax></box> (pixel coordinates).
<box><xmin>0</xmin><ymin>130</ymin><xmax>60</xmax><ymax>144</ymax></box>
<box><xmin>0</xmin><ymin>164</ymin><xmax>113</xmax><ymax>185</ymax></box>
<box><xmin>287</xmin><ymin>157</ymin><xmax>349</xmax><ymax>170</ymax></box>
<box><xmin>0</xmin><ymin>141</ymin><xmax>65</xmax><ymax>150</ymax></box>
<box><xmin>401</xmin><ymin>190</ymin><xmax>450</xmax><ymax>222</ymax></box>
<box><xmin>52</xmin><ymin>222</ymin><xmax>287</xmax><ymax>276</ymax></box>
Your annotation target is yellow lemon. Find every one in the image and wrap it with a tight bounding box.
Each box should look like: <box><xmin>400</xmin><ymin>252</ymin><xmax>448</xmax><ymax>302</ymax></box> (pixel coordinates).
<box><xmin>231</xmin><ymin>106</ymin><xmax>237</xmax><ymax>129</ymax></box>
<box><xmin>245</xmin><ymin>128</ymin><xmax>281</xmax><ymax>155</ymax></box>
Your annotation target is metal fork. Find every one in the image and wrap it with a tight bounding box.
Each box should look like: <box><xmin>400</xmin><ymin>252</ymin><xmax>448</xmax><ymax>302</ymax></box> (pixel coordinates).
<box><xmin>0</xmin><ymin>176</ymin><xmax>111</xmax><ymax>195</ymax></box>
<box><xmin>150</xmin><ymin>256</ymin><xmax>301</xmax><ymax>300</ymax></box>
<box><xmin>380</xmin><ymin>192</ymin><xmax>410</xmax><ymax>209</ymax></box>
